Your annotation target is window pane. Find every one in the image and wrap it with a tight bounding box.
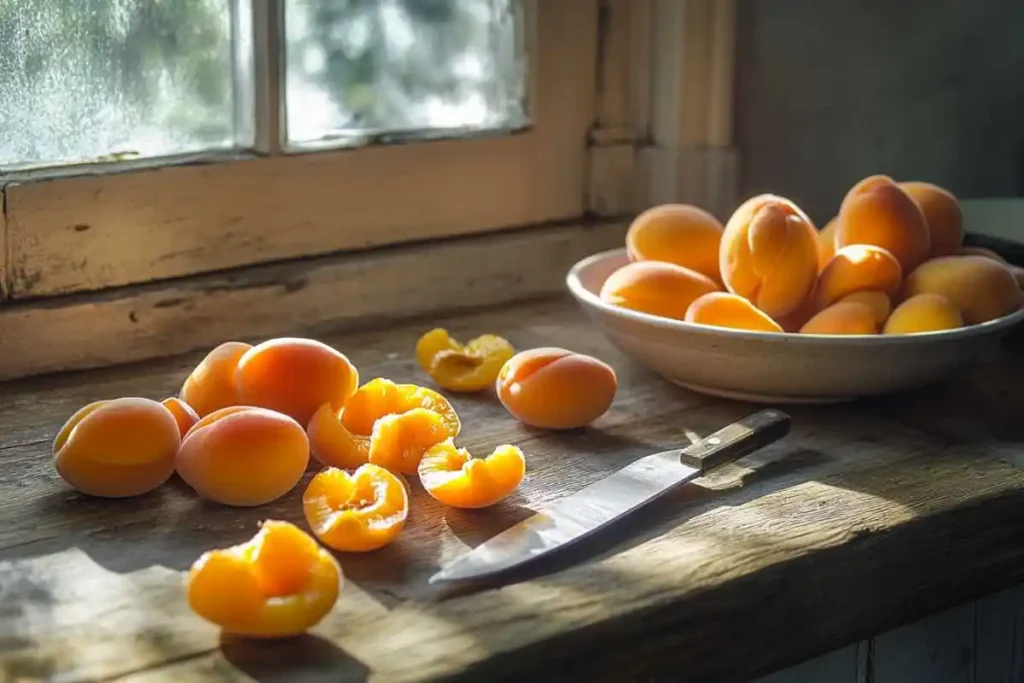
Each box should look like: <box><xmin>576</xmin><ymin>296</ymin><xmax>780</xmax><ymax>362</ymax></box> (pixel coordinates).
<box><xmin>0</xmin><ymin>0</ymin><xmax>250</xmax><ymax>171</ymax></box>
<box><xmin>284</xmin><ymin>0</ymin><xmax>527</xmax><ymax>149</ymax></box>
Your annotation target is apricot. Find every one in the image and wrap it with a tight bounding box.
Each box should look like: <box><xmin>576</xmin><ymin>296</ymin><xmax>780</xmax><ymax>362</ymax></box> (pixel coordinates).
<box><xmin>496</xmin><ymin>347</ymin><xmax>616</xmax><ymax>429</ymax></box>
<box><xmin>307</xmin><ymin>403</ymin><xmax>370</xmax><ymax>470</ymax></box>
<box><xmin>957</xmin><ymin>245</ymin><xmax>1007</xmax><ymax>264</ymax></box>
<box><xmin>836</xmin><ymin>175</ymin><xmax>930</xmax><ymax>272</ymax></box>
<box><xmin>186</xmin><ymin>520</ymin><xmax>341</xmax><ymax>638</ymax></box>
<box><xmin>719</xmin><ymin>194</ymin><xmax>819</xmax><ymax>319</ymax></box>
<box><xmin>625</xmin><ymin>204</ymin><xmax>725</xmax><ymax>283</ymax></box>
<box><xmin>883</xmin><ymin>294</ymin><xmax>964</xmax><ymax>335</ymax></box>
<box><xmin>415</xmin><ymin>329</ymin><xmax>515</xmax><ymax>393</ymax></box>
<box><xmin>904</xmin><ymin>255</ymin><xmax>1022</xmax><ymax>325</ymax></box>
<box><xmin>817</xmin><ymin>217</ymin><xmax>837</xmax><ymax>272</ymax></box>
<box><xmin>368</xmin><ymin>408</ymin><xmax>451</xmax><ymax>475</ymax></box>
<box><xmin>774</xmin><ymin>290</ymin><xmax>819</xmax><ymax>333</ymax></box>
<box><xmin>799</xmin><ymin>302</ymin><xmax>878</xmax><ymax>335</ymax></box>
<box><xmin>599</xmin><ymin>260</ymin><xmax>719</xmax><ymax>321</ymax></box>
<box><xmin>1012</xmin><ymin>265</ymin><xmax>1024</xmax><ymax>290</ymax></box>
<box><xmin>837</xmin><ymin>290</ymin><xmax>892</xmax><ymax>327</ymax></box>
<box><xmin>684</xmin><ymin>292</ymin><xmax>784</xmax><ymax>333</ymax></box>
<box><xmin>162</xmin><ymin>397</ymin><xmax>200</xmax><ymax>439</ymax></box>
<box><xmin>418</xmin><ymin>439</ymin><xmax>526</xmax><ymax>509</ymax></box>
<box><xmin>816</xmin><ymin>245</ymin><xmax>902</xmax><ymax>310</ymax></box>
<box><xmin>900</xmin><ymin>181</ymin><xmax>963</xmax><ymax>257</ymax></box>
<box><xmin>340</xmin><ymin>377</ymin><xmax>460</xmax><ymax>437</ymax></box>
<box><xmin>236</xmin><ymin>338</ymin><xmax>359</xmax><ymax>428</ymax></box>
<box><xmin>303</xmin><ymin>464</ymin><xmax>409</xmax><ymax>552</ymax></box>
<box><xmin>176</xmin><ymin>406</ymin><xmax>310</xmax><ymax>507</ymax></box>
<box><xmin>53</xmin><ymin>398</ymin><xmax>181</xmax><ymax>498</ymax></box>
<box><xmin>180</xmin><ymin>341</ymin><xmax>252</xmax><ymax>418</ymax></box>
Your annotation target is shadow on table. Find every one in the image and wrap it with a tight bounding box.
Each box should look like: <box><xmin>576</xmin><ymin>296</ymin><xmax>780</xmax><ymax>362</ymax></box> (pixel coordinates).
<box><xmin>221</xmin><ymin>634</ymin><xmax>369</xmax><ymax>683</ymax></box>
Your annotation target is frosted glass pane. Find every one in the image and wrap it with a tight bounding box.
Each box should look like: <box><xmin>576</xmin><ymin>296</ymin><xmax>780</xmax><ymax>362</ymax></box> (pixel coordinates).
<box><xmin>284</xmin><ymin>0</ymin><xmax>527</xmax><ymax>148</ymax></box>
<box><xmin>0</xmin><ymin>0</ymin><xmax>248</xmax><ymax>171</ymax></box>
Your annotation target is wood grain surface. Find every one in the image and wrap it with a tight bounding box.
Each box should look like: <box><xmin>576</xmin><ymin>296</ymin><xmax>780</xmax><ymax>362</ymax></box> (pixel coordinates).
<box><xmin>1</xmin><ymin>298</ymin><xmax>1023</xmax><ymax>683</ymax></box>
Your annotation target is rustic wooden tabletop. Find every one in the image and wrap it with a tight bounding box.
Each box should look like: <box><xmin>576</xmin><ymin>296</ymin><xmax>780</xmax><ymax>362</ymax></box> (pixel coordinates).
<box><xmin>1</xmin><ymin>297</ymin><xmax>1023</xmax><ymax>683</ymax></box>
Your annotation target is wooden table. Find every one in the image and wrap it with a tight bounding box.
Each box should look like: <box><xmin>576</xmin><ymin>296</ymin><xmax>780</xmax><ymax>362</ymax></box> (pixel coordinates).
<box><xmin>2</xmin><ymin>297</ymin><xmax>1023</xmax><ymax>683</ymax></box>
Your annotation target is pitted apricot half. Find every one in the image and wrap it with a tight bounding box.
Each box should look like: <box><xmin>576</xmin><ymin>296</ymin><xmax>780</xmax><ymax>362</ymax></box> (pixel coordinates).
<box><xmin>307</xmin><ymin>403</ymin><xmax>370</xmax><ymax>470</ymax></box>
<box><xmin>418</xmin><ymin>439</ymin><xmax>526</xmax><ymax>509</ymax></box>
<box><xmin>415</xmin><ymin>328</ymin><xmax>515</xmax><ymax>392</ymax></box>
<box><xmin>186</xmin><ymin>520</ymin><xmax>341</xmax><ymax>638</ymax></box>
<box><xmin>303</xmin><ymin>464</ymin><xmax>409</xmax><ymax>552</ymax></box>
<box><xmin>339</xmin><ymin>377</ymin><xmax>460</xmax><ymax>437</ymax></box>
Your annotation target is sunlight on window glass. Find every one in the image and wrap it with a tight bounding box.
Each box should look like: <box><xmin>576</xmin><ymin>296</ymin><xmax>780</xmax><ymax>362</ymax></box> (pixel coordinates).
<box><xmin>0</xmin><ymin>0</ymin><xmax>248</xmax><ymax>171</ymax></box>
<box><xmin>284</xmin><ymin>0</ymin><xmax>527</xmax><ymax>148</ymax></box>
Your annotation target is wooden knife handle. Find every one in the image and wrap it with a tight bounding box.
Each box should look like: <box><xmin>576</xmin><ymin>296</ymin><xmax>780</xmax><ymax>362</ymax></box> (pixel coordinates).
<box><xmin>678</xmin><ymin>410</ymin><xmax>791</xmax><ymax>473</ymax></box>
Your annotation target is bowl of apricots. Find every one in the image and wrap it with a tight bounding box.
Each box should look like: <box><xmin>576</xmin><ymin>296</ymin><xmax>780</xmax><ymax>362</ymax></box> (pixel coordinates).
<box><xmin>568</xmin><ymin>175</ymin><xmax>1024</xmax><ymax>403</ymax></box>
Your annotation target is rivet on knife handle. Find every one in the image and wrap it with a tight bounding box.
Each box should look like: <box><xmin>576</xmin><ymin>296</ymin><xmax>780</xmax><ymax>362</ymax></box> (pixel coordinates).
<box><xmin>679</xmin><ymin>409</ymin><xmax>791</xmax><ymax>473</ymax></box>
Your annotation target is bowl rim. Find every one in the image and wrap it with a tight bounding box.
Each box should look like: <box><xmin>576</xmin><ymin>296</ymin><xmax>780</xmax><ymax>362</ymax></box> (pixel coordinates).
<box><xmin>566</xmin><ymin>247</ymin><xmax>1024</xmax><ymax>346</ymax></box>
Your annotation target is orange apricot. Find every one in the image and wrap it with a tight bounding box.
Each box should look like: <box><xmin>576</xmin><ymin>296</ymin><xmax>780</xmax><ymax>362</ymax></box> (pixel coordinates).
<box><xmin>180</xmin><ymin>341</ymin><xmax>252</xmax><ymax>417</ymax></box>
<box><xmin>496</xmin><ymin>348</ymin><xmax>616</xmax><ymax>430</ymax></box>
<box><xmin>340</xmin><ymin>377</ymin><xmax>460</xmax><ymax>437</ymax></box>
<box><xmin>799</xmin><ymin>302</ymin><xmax>878</xmax><ymax>335</ymax></box>
<box><xmin>837</xmin><ymin>290</ymin><xmax>892</xmax><ymax>327</ymax></box>
<box><xmin>817</xmin><ymin>217</ymin><xmax>838</xmax><ymax>272</ymax></box>
<box><xmin>176</xmin><ymin>406</ymin><xmax>310</xmax><ymax>507</ymax></box>
<box><xmin>957</xmin><ymin>245</ymin><xmax>1007</xmax><ymax>264</ymax></box>
<box><xmin>368</xmin><ymin>408</ymin><xmax>450</xmax><ymax>475</ymax></box>
<box><xmin>836</xmin><ymin>174</ymin><xmax>930</xmax><ymax>272</ymax></box>
<box><xmin>1011</xmin><ymin>264</ymin><xmax>1024</xmax><ymax>290</ymax></box>
<box><xmin>816</xmin><ymin>245</ymin><xmax>902</xmax><ymax>310</ymax></box>
<box><xmin>53</xmin><ymin>397</ymin><xmax>181</xmax><ymax>498</ymax></box>
<box><xmin>719</xmin><ymin>194</ymin><xmax>820</xmax><ymax>319</ymax></box>
<box><xmin>415</xmin><ymin>329</ymin><xmax>515</xmax><ymax>393</ymax></box>
<box><xmin>904</xmin><ymin>255</ymin><xmax>1022</xmax><ymax>325</ymax></box>
<box><xmin>303</xmin><ymin>464</ymin><xmax>409</xmax><ymax>552</ymax></box>
<box><xmin>235</xmin><ymin>338</ymin><xmax>358</xmax><ymax>428</ymax></box>
<box><xmin>162</xmin><ymin>397</ymin><xmax>200</xmax><ymax>439</ymax></box>
<box><xmin>883</xmin><ymin>294</ymin><xmax>964</xmax><ymax>334</ymax></box>
<box><xmin>307</xmin><ymin>403</ymin><xmax>370</xmax><ymax>470</ymax></box>
<box><xmin>684</xmin><ymin>292</ymin><xmax>784</xmax><ymax>333</ymax></box>
<box><xmin>186</xmin><ymin>520</ymin><xmax>341</xmax><ymax>638</ymax></box>
<box><xmin>599</xmin><ymin>260</ymin><xmax>720</xmax><ymax>321</ymax></box>
<box><xmin>418</xmin><ymin>439</ymin><xmax>526</xmax><ymax>509</ymax></box>
<box><xmin>625</xmin><ymin>203</ymin><xmax>725</xmax><ymax>283</ymax></box>
<box><xmin>900</xmin><ymin>181</ymin><xmax>963</xmax><ymax>257</ymax></box>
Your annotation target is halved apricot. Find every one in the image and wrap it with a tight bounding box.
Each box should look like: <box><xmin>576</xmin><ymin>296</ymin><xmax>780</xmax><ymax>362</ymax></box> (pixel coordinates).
<box><xmin>162</xmin><ymin>397</ymin><xmax>200</xmax><ymax>439</ymax></box>
<box><xmin>307</xmin><ymin>403</ymin><xmax>370</xmax><ymax>470</ymax></box>
<box><xmin>368</xmin><ymin>408</ymin><xmax>451</xmax><ymax>475</ymax></box>
<box><xmin>176</xmin><ymin>406</ymin><xmax>310</xmax><ymax>507</ymax></box>
<box><xmin>418</xmin><ymin>439</ymin><xmax>526</xmax><ymax>509</ymax></box>
<box><xmin>415</xmin><ymin>328</ymin><xmax>515</xmax><ymax>392</ymax></box>
<box><xmin>186</xmin><ymin>520</ymin><xmax>341</xmax><ymax>638</ymax></box>
<box><xmin>180</xmin><ymin>341</ymin><xmax>252</xmax><ymax>418</ymax></box>
<box><xmin>302</xmin><ymin>464</ymin><xmax>409</xmax><ymax>552</ymax></box>
<box><xmin>340</xmin><ymin>377</ymin><xmax>460</xmax><ymax>437</ymax></box>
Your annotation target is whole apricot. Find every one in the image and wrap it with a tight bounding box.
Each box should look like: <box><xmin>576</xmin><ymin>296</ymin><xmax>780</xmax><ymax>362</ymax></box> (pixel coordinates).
<box><xmin>883</xmin><ymin>294</ymin><xmax>964</xmax><ymax>334</ymax></box>
<box><xmin>236</xmin><ymin>338</ymin><xmax>359</xmax><ymax>427</ymax></box>
<box><xmin>625</xmin><ymin>204</ymin><xmax>724</xmax><ymax>283</ymax></box>
<box><xmin>176</xmin><ymin>406</ymin><xmax>310</xmax><ymax>507</ymax></box>
<box><xmin>719</xmin><ymin>194</ymin><xmax>819</xmax><ymax>319</ymax></box>
<box><xmin>162</xmin><ymin>397</ymin><xmax>200</xmax><ymax>438</ymax></box>
<box><xmin>816</xmin><ymin>245</ymin><xmax>902</xmax><ymax>310</ymax></box>
<box><xmin>496</xmin><ymin>348</ymin><xmax>617</xmax><ymax>430</ymax></box>
<box><xmin>599</xmin><ymin>260</ymin><xmax>719</xmax><ymax>321</ymax></box>
<box><xmin>836</xmin><ymin>175</ymin><xmax>930</xmax><ymax>272</ymax></box>
<box><xmin>54</xmin><ymin>397</ymin><xmax>181</xmax><ymax>498</ymax></box>
<box><xmin>900</xmin><ymin>181</ymin><xmax>962</xmax><ymax>257</ymax></box>
<box><xmin>817</xmin><ymin>217</ymin><xmax>838</xmax><ymax>272</ymax></box>
<box><xmin>1011</xmin><ymin>264</ymin><xmax>1024</xmax><ymax>290</ymax></box>
<box><xmin>836</xmin><ymin>291</ymin><xmax>892</xmax><ymax>327</ymax></box>
<box><xmin>904</xmin><ymin>255</ymin><xmax>1022</xmax><ymax>325</ymax></box>
<box><xmin>685</xmin><ymin>292</ymin><xmax>783</xmax><ymax>333</ymax></box>
<box><xmin>957</xmin><ymin>246</ymin><xmax>1007</xmax><ymax>264</ymax></box>
<box><xmin>800</xmin><ymin>302</ymin><xmax>878</xmax><ymax>335</ymax></box>
<box><xmin>180</xmin><ymin>341</ymin><xmax>252</xmax><ymax>417</ymax></box>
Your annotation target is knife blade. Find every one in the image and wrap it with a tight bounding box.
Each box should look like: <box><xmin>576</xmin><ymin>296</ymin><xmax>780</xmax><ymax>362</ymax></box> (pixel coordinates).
<box><xmin>429</xmin><ymin>409</ymin><xmax>791</xmax><ymax>584</ymax></box>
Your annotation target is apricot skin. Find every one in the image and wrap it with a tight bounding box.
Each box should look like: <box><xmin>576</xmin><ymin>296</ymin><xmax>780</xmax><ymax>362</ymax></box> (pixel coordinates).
<box><xmin>176</xmin><ymin>406</ymin><xmax>310</xmax><ymax>507</ymax></box>
<box><xmin>496</xmin><ymin>348</ymin><xmax>616</xmax><ymax>430</ymax></box>
<box><xmin>599</xmin><ymin>260</ymin><xmax>719</xmax><ymax>321</ymax></box>
<box><xmin>799</xmin><ymin>302</ymin><xmax>878</xmax><ymax>335</ymax></box>
<box><xmin>162</xmin><ymin>397</ymin><xmax>200</xmax><ymax>439</ymax></box>
<box><xmin>900</xmin><ymin>181</ymin><xmax>963</xmax><ymax>257</ymax></box>
<box><xmin>837</xmin><ymin>291</ymin><xmax>892</xmax><ymax>327</ymax></box>
<box><xmin>836</xmin><ymin>175</ymin><xmax>930</xmax><ymax>273</ymax></box>
<box><xmin>883</xmin><ymin>294</ymin><xmax>964</xmax><ymax>334</ymax></box>
<box><xmin>904</xmin><ymin>256</ymin><xmax>1022</xmax><ymax>325</ymax></box>
<box><xmin>817</xmin><ymin>218</ymin><xmax>837</xmax><ymax>272</ymax></box>
<box><xmin>418</xmin><ymin>440</ymin><xmax>526</xmax><ymax>509</ymax></box>
<box><xmin>719</xmin><ymin>194</ymin><xmax>820</xmax><ymax>319</ymax></box>
<box><xmin>816</xmin><ymin>245</ymin><xmax>902</xmax><ymax>310</ymax></box>
<box><xmin>180</xmin><ymin>342</ymin><xmax>252</xmax><ymax>418</ymax></box>
<box><xmin>684</xmin><ymin>292</ymin><xmax>783</xmax><ymax>333</ymax></box>
<box><xmin>626</xmin><ymin>204</ymin><xmax>725</xmax><ymax>284</ymax></box>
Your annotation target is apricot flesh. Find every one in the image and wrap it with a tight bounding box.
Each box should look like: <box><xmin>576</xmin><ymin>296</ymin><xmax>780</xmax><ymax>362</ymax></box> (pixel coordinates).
<box><xmin>684</xmin><ymin>292</ymin><xmax>783</xmax><ymax>333</ymax></box>
<box><xmin>904</xmin><ymin>255</ymin><xmax>1022</xmax><ymax>325</ymax></box>
<box><xmin>719</xmin><ymin>194</ymin><xmax>819</xmax><ymax>319</ymax></box>
<box><xmin>180</xmin><ymin>341</ymin><xmax>252</xmax><ymax>418</ymax></box>
<box><xmin>186</xmin><ymin>519</ymin><xmax>341</xmax><ymax>638</ymax></box>
<box><xmin>303</xmin><ymin>464</ymin><xmax>409</xmax><ymax>552</ymax></box>
<box><xmin>800</xmin><ymin>302</ymin><xmax>878</xmax><ymax>335</ymax></box>
<box><xmin>625</xmin><ymin>203</ymin><xmax>725</xmax><ymax>284</ymax></box>
<box><xmin>900</xmin><ymin>181</ymin><xmax>963</xmax><ymax>257</ymax></box>
<box><xmin>599</xmin><ymin>260</ymin><xmax>720</xmax><ymax>321</ymax></box>
<box><xmin>883</xmin><ymin>294</ymin><xmax>964</xmax><ymax>334</ymax></box>
<box><xmin>496</xmin><ymin>348</ymin><xmax>617</xmax><ymax>429</ymax></box>
<box><xmin>176</xmin><ymin>406</ymin><xmax>310</xmax><ymax>507</ymax></box>
<box><xmin>836</xmin><ymin>175</ymin><xmax>930</xmax><ymax>272</ymax></box>
<box><xmin>418</xmin><ymin>439</ymin><xmax>526</xmax><ymax>509</ymax></box>
<box><xmin>415</xmin><ymin>329</ymin><xmax>515</xmax><ymax>393</ymax></box>
<box><xmin>816</xmin><ymin>245</ymin><xmax>902</xmax><ymax>310</ymax></box>
<box><xmin>340</xmin><ymin>377</ymin><xmax>460</xmax><ymax>437</ymax></box>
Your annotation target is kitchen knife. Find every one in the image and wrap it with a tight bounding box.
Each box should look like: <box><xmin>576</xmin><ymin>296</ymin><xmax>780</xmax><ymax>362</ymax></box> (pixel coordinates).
<box><xmin>429</xmin><ymin>409</ymin><xmax>791</xmax><ymax>584</ymax></box>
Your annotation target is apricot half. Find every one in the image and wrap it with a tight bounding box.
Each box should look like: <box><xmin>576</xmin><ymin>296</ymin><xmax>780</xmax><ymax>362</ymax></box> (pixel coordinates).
<box><xmin>418</xmin><ymin>439</ymin><xmax>526</xmax><ymax>509</ymax></box>
<box><xmin>176</xmin><ymin>406</ymin><xmax>310</xmax><ymax>507</ymax></box>
<box><xmin>54</xmin><ymin>397</ymin><xmax>181</xmax><ymax>498</ymax></box>
<box><xmin>180</xmin><ymin>341</ymin><xmax>252</xmax><ymax>418</ymax></box>
<box><xmin>415</xmin><ymin>329</ymin><xmax>515</xmax><ymax>393</ymax></box>
<box><xmin>340</xmin><ymin>377</ymin><xmax>460</xmax><ymax>437</ymax></box>
<box><xmin>883</xmin><ymin>294</ymin><xmax>964</xmax><ymax>334</ymax></box>
<box><xmin>303</xmin><ymin>464</ymin><xmax>409</xmax><ymax>552</ymax></box>
<box><xmin>684</xmin><ymin>292</ymin><xmax>783</xmax><ymax>333</ymax></box>
<box><xmin>186</xmin><ymin>520</ymin><xmax>341</xmax><ymax>638</ymax></box>
<box><xmin>600</xmin><ymin>260</ymin><xmax>719</xmax><ymax>321</ymax></box>
<box><xmin>836</xmin><ymin>175</ymin><xmax>930</xmax><ymax>272</ymax></box>
<box><xmin>904</xmin><ymin>255</ymin><xmax>1022</xmax><ymax>325</ymax></box>
<box><xmin>719</xmin><ymin>194</ymin><xmax>819</xmax><ymax>319</ymax></box>
<box><xmin>816</xmin><ymin>245</ymin><xmax>902</xmax><ymax>310</ymax></box>
<box><xmin>496</xmin><ymin>348</ymin><xmax>617</xmax><ymax>429</ymax></box>
<box><xmin>900</xmin><ymin>181</ymin><xmax>963</xmax><ymax>257</ymax></box>
<box><xmin>625</xmin><ymin>203</ymin><xmax>725</xmax><ymax>283</ymax></box>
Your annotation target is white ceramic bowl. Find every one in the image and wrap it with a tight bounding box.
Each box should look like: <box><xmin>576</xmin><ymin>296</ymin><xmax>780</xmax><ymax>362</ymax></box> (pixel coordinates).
<box><xmin>567</xmin><ymin>248</ymin><xmax>1024</xmax><ymax>404</ymax></box>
